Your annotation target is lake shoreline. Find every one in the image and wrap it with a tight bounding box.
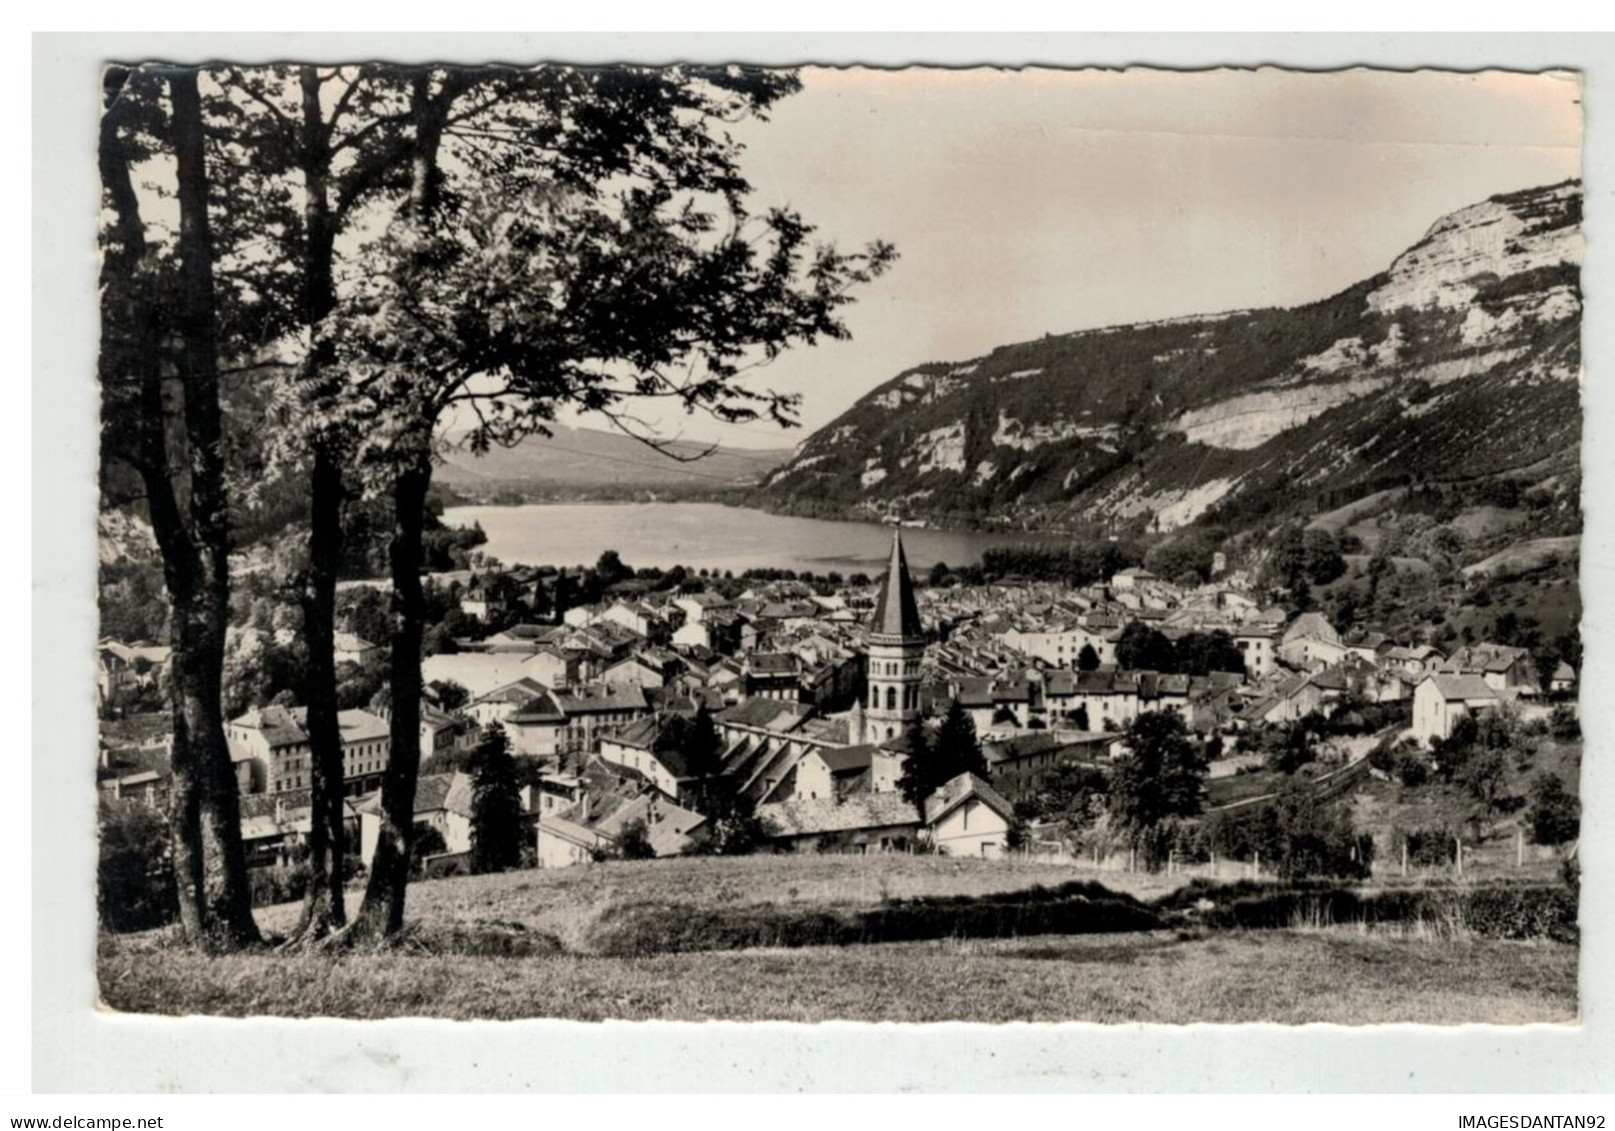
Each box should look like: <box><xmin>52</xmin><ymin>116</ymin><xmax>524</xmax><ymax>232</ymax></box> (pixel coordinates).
<box><xmin>443</xmin><ymin>500</ymin><xmax>1071</xmax><ymax>575</ymax></box>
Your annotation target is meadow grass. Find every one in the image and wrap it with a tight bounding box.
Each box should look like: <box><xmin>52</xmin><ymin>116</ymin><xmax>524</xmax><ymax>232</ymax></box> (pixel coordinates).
<box><xmin>97</xmin><ymin>928</ymin><xmax>1576</xmax><ymax>1024</ymax></box>
<box><xmin>251</xmin><ymin>853</ymin><xmax>1189</xmax><ymax>951</ymax></box>
<box><xmin>99</xmin><ymin>855</ymin><xmax>1578</xmax><ymax>1023</ymax></box>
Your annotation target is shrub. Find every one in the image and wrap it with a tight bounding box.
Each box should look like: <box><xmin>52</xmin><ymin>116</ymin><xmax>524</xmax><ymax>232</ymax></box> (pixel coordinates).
<box><xmin>1394</xmin><ymin>749</ymin><xmax>1431</xmax><ymax>787</ymax></box>
<box><xmin>1528</xmin><ymin>772</ymin><xmax>1580</xmax><ymax>846</ymax></box>
<box><xmin>406</xmin><ymin>919</ymin><xmax>564</xmax><ymax>958</ymax></box>
<box><xmin>584</xmin><ymin>880</ymin><xmax>1168</xmax><ymax>957</ymax></box>
<box><xmin>248</xmin><ymin>862</ymin><xmax>308</xmax><ymax>908</ymax></box>
<box><xmin>1549</xmin><ymin>704</ymin><xmax>1581</xmax><ymax>741</ymax></box>
<box><xmin>1164</xmin><ymin>880</ymin><xmax>1576</xmax><ymax>942</ymax></box>
<box><xmin>1403</xmin><ymin>825</ymin><xmax>1459</xmax><ymax>867</ymax></box>
<box><xmin>97</xmin><ymin>804</ymin><xmax>178</xmax><ymax>933</ymax></box>
<box><xmin>1465</xmin><ymin>885</ymin><xmax>1577</xmax><ymax>943</ymax></box>
<box><xmin>617</xmin><ymin>818</ymin><xmax>657</xmax><ymax>861</ymax></box>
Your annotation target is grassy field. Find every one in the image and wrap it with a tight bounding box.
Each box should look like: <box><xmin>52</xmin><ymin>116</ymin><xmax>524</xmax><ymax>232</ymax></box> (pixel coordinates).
<box><xmin>249</xmin><ymin>854</ymin><xmax>1190</xmax><ymax>951</ymax></box>
<box><xmin>98</xmin><ymin>927</ymin><xmax>1575</xmax><ymax>1024</ymax></box>
<box><xmin>98</xmin><ymin>855</ymin><xmax>1577</xmax><ymax>1024</ymax></box>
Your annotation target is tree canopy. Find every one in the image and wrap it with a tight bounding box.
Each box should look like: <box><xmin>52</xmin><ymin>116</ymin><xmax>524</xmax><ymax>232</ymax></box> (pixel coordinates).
<box><xmin>1108</xmin><ymin>712</ymin><xmax>1208</xmax><ymax>863</ymax></box>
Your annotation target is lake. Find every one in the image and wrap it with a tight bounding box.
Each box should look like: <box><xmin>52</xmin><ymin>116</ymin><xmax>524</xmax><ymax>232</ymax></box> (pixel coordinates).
<box><xmin>441</xmin><ymin>502</ymin><xmax>1064</xmax><ymax>575</ymax></box>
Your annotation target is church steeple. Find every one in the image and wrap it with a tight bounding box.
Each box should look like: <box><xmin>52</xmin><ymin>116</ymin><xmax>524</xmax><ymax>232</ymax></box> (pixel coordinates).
<box><xmin>863</xmin><ymin>529</ymin><xmax>925</xmax><ymax>742</ymax></box>
<box><xmin>869</xmin><ymin>529</ymin><xmax>923</xmax><ymax>642</ymax></box>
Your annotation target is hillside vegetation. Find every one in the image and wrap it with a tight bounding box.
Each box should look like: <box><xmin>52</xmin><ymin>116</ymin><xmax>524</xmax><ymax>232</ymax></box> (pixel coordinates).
<box><xmin>758</xmin><ymin>181</ymin><xmax>1582</xmax><ymax>542</ymax></box>
<box><xmin>99</xmin><ymin>854</ymin><xmax>1576</xmax><ymax>1023</ymax></box>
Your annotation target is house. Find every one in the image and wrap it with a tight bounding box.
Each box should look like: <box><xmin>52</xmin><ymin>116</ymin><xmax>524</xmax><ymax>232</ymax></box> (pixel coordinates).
<box><xmin>467</xmin><ymin>677</ymin><xmax>552</xmax><ymax>726</ymax></box>
<box><xmin>1231</xmin><ymin>627</ymin><xmax>1276</xmax><ymax>679</ymax></box>
<box><xmin>535</xmin><ymin>789</ymin><xmax>704</xmax><ymax>867</ymax></box>
<box><xmin>99</xmin><ymin>769</ymin><xmax>169</xmax><ymax>809</ymax></box>
<box><xmin>553</xmin><ymin>686</ymin><xmax>650</xmax><ymax>754</ymax></box>
<box><xmin>239</xmin><ymin>788</ymin><xmax>366</xmax><ymax>869</ymax></box>
<box><xmin>535</xmin><ymin>814</ymin><xmax>608</xmax><ymax>868</ymax></box>
<box><xmin>506</xmin><ymin>690</ymin><xmax>568</xmax><ymax>758</ymax></box>
<box><xmin>1412</xmin><ymin>674</ymin><xmax>1499</xmax><ymax>743</ymax></box>
<box><xmin>798</xmin><ymin>650</ymin><xmax>867</xmax><ymax>713</ymax></box>
<box><xmin>985</xmin><ymin>731</ymin><xmax>1122</xmax><ymax>796</ymax></box>
<box><xmin>1278</xmin><ymin>613</ymin><xmax>1349</xmax><ymax>671</ymax></box>
<box><xmin>459</xmin><ymin>577</ymin><xmax>510</xmax><ymax>623</ymax></box>
<box><xmin>600</xmin><ymin>600</ymin><xmax>655</xmax><ymax>638</ymax></box>
<box><xmin>1137</xmin><ymin>671</ymin><xmax>1193</xmax><ymax>723</ymax></box>
<box><xmin>743</xmin><ymin>652</ymin><xmax>801</xmax><ymax>701</ymax></box>
<box><xmin>791</xmin><ymin>744</ymin><xmax>899</xmax><ymax>801</ymax></box>
<box><xmin>924</xmin><ymin>772</ymin><xmax>1017</xmax><ymax>858</ymax></box>
<box><xmin>598</xmin><ymin>715</ymin><xmax>699</xmax><ymax>800</ymax></box>
<box><xmin>1550</xmin><ymin>661</ymin><xmax>1577</xmax><ymax>695</ymax></box>
<box><xmin>673</xmin><ymin>592</ymin><xmax>732</xmax><ymax>624</ymax></box>
<box><xmin>357</xmin><ymin>773</ymin><xmax>471</xmax><ymax>866</ymax></box>
<box><xmin>1110</xmin><ymin>567</ymin><xmax>1157</xmax><ymax>592</ymax></box>
<box><xmin>1235</xmin><ymin>675</ymin><xmax>1324</xmax><ymax>728</ymax></box>
<box><xmin>1383</xmin><ymin>644</ymin><xmax>1445</xmax><ymax>681</ymax></box>
<box><xmin>601</xmin><ymin>654</ymin><xmax>668</xmax><ymax>694</ymax></box>
<box><xmin>419</xmin><ymin>703</ymin><xmax>462</xmax><ymax>761</ymax></box>
<box><xmin>1441</xmin><ymin>644</ymin><xmax>1537</xmax><ymax>694</ymax></box>
<box><xmin>423</xmin><ymin>651</ymin><xmax>572</xmax><ymax>700</ymax></box>
<box><xmin>591</xmin><ymin>793</ymin><xmax>706</xmax><ymax>857</ymax></box>
<box><xmin>1042</xmin><ymin>670</ymin><xmax>1078</xmax><ymax>718</ymax></box>
<box><xmin>226</xmin><ymin>704</ymin><xmax>391</xmax><ymax>797</ymax></box>
<box><xmin>333</xmin><ymin>632</ymin><xmax>378</xmax><ymax>666</ymax></box>
<box><xmin>481</xmin><ymin>623</ymin><xmax>559</xmax><ymax>655</ymax></box>
<box><xmin>1000</xmin><ymin>623</ymin><xmax>1089</xmax><ymax>668</ymax></box>
<box><xmin>96</xmin><ymin>639</ymin><xmax>172</xmax><ymax>713</ymax></box>
<box><xmin>756</xmin><ymin>792</ymin><xmax>923</xmax><ymax>854</ymax></box>
<box><xmin>1343</xmin><ymin>630</ymin><xmax>1392</xmax><ymax>664</ymax></box>
<box><xmin>1071</xmin><ymin>670</ymin><xmax>1141</xmax><ymax>730</ymax></box>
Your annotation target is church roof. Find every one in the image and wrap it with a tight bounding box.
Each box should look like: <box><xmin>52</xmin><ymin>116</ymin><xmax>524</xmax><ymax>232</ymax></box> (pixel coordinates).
<box><xmin>868</xmin><ymin>530</ymin><xmax>923</xmax><ymax>640</ymax></box>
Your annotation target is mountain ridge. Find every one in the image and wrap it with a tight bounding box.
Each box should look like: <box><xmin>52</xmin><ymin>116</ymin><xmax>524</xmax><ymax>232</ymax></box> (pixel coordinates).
<box><xmin>755</xmin><ymin>179</ymin><xmax>1582</xmax><ymax>537</ymax></box>
<box><xmin>434</xmin><ymin>423</ymin><xmax>793</xmax><ymax>493</ymax></box>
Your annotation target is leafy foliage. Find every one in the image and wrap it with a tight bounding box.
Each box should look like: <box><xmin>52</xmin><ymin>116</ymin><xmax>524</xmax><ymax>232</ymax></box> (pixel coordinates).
<box><xmin>897</xmin><ymin>700</ymin><xmax>988</xmax><ymax>807</ymax></box>
<box><xmin>467</xmin><ymin>724</ymin><xmax>525</xmax><ymax>874</ymax></box>
<box><xmin>97</xmin><ymin>805</ymin><xmax>178</xmax><ymax>933</ymax></box>
<box><xmin>1108</xmin><ymin>712</ymin><xmax>1208</xmax><ymax>865</ymax></box>
<box><xmin>1527</xmin><ymin>772</ymin><xmax>1580</xmax><ymax>847</ymax></box>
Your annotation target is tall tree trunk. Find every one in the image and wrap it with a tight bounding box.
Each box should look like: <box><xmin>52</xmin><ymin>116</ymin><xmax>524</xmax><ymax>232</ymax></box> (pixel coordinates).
<box><xmin>99</xmin><ymin>73</ymin><xmax>208</xmax><ymax>942</ymax></box>
<box><xmin>292</xmin><ymin>64</ymin><xmax>348</xmax><ymax>942</ymax></box>
<box><xmin>347</xmin><ymin>456</ymin><xmax>431</xmax><ymax>937</ymax></box>
<box><xmin>344</xmin><ymin>71</ymin><xmax>452</xmax><ymax>940</ymax></box>
<box><xmin>169</xmin><ymin>66</ymin><xmax>258</xmax><ymax>947</ymax></box>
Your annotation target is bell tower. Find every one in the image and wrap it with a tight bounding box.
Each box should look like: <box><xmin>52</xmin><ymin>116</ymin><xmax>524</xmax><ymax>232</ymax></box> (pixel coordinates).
<box><xmin>864</xmin><ymin>529</ymin><xmax>925</xmax><ymax>742</ymax></box>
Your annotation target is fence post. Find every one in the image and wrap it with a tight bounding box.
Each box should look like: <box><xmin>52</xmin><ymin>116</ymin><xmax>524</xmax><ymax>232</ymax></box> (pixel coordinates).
<box><xmin>1168</xmin><ymin>849</ymin><xmax>1175</xmax><ymax>876</ymax></box>
<box><xmin>1253</xmin><ymin>850</ymin><xmax>1260</xmax><ymax>879</ymax></box>
<box><xmin>1517</xmin><ymin>829</ymin><xmax>1524</xmax><ymax>869</ymax></box>
<box><xmin>1455</xmin><ymin>838</ymin><xmax>1464</xmax><ymax>878</ymax></box>
<box><xmin>1401</xmin><ymin>841</ymin><xmax>1408</xmax><ymax>878</ymax></box>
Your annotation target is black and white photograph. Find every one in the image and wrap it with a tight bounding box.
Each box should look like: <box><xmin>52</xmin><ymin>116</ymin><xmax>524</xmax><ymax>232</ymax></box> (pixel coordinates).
<box><xmin>84</xmin><ymin>56</ymin><xmax>1588</xmax><ymax>1033</ymax></box>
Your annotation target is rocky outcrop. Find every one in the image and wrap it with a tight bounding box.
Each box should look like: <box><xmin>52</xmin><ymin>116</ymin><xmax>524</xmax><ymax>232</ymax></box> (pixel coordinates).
<box><xmin>759</xmin><ymin>180</ymin><xmax>1582</xmax><ymax>533</ymax></box>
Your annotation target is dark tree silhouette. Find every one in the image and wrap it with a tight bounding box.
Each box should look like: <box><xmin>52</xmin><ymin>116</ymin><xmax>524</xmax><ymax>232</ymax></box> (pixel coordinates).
<box><xmin>1108</xmin><ymin>712</ymin><xmax>1208</xmax><ymax>866</ymax></box>
<box><xmin>467</xmin><ymin>724</ymin><xmax>525</xmax><ymax>874</ymax></box>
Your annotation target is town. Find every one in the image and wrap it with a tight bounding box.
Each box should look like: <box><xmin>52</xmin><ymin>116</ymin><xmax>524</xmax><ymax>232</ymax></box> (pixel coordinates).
<box><xmin>96</xmin><ymin>522</ymin><xmax>1581</xmax><ymax>901</ymax></box>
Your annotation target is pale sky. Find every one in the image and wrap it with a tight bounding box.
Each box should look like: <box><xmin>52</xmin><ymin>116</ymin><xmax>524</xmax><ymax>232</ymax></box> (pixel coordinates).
<box><xmin>594</xmin><ymin>65</ymin><xmax>1580</xmax><ymax>450</ymax></box>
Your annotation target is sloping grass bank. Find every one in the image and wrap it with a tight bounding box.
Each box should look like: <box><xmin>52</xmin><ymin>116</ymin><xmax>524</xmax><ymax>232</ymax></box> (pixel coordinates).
<box><xmin>586</xmin><ymin>880</ymin><xmax>1166</xmax><ymax>957</ymax></box>
<box><xmin>1159</xmin><ymin>878</ymin><xmax>1578</xmax><ymax>942</ymax></box>
<box><xmin>96</xmin><ymin>929</ymin><xmax>1576</xmax><ymax>1023</ymax></box>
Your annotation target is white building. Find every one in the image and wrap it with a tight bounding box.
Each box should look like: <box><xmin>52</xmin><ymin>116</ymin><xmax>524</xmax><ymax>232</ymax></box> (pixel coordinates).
<box><xmin>923</xmin><ymin>773</ymin><xmax>1016</xmax><ymax>859</ymax></box>
<box><xmin>1412</xmin><ymin>674</ymin><xmax>1499</xmax><ymax>743</ymax></box>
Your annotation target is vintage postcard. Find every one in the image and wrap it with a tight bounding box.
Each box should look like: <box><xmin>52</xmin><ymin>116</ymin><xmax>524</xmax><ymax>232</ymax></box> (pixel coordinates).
<box><xmin>87</xmin><ymin>59</ymin><xmax>1584</xmax><ymax>1035</ymax></box>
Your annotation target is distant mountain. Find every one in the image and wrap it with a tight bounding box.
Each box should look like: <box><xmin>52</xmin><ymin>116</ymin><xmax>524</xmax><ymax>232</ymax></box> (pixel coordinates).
<box><xmin>434</xmin><ymin>424</ymin><xmax>792</xmax><ymax>492</ymax></box>
<box><xmin>757</xmin><ymin>180</ymin><xmax>1583</xmax><ymax>536</ymax></box>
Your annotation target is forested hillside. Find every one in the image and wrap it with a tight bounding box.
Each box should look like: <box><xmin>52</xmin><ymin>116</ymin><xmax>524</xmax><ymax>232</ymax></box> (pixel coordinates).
<box><xmin>759</xmin><ymin>181</ymin><xmax>1582</xmax><ymax>539</ymax></box>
